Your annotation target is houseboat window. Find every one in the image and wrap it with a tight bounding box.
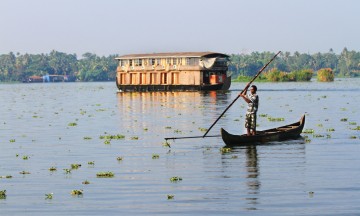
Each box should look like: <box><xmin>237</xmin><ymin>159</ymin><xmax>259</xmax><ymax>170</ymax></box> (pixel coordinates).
<box><xmin>134</xmin><ymin>59</ymin><xmax>139</xmax><ymax>66</ymax></box>
<box><xmin>156</xmin><ymin>58</ymin><xmax>161</xmax><ymax>65</ymax></box>
<box><xmin>178</xmin><ymin>58</ymin><xmax>182</xmax><ymax>65</ymax></box>
<box><xmin>139</xmin><ymin>59</ymin><xmax>143</xmax><ymax>66</ymax></box>
<box><xmin>119</xmin><ymin>60</ymin><xmax>122</xmax><ymax>66</ymax></box>
<box><xmin>167</xmin><ymin>58</ymin><xmax>171</xmax><ymax>64</ymax></box>
<box><xmin>172</xmin><ymin>58</ymin><xmax>177</xmax><ymax>65</ymax></box>
<box><xmin>129</xmin><ymin>59</ymin><xmax>133</xmax><ymax>66</ymax></box>
<box><xmin>151</xmin><ymin>59</ymin><xmax>155</xmax><ymax>65</ymax></box>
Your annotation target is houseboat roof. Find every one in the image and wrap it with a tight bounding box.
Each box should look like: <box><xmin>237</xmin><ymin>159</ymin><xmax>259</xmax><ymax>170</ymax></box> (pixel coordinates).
<box><xmin>115</xmin><ymin>52</ymin><xmax>229</xmax><ymax>60</ymax></box>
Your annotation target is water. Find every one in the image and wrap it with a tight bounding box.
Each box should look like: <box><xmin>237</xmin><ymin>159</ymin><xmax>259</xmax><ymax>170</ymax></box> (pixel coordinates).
<box><xmin>0</xmin><ymin>79</ymin><xmax>359</xmax><ymax>215</ymax></box>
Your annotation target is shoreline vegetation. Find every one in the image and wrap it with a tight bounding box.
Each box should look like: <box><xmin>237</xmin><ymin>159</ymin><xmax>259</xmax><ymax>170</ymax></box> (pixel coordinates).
<box><xmin>0</xmin><ymin>48</ymin><xmax>359</xmax><ymax>82</ymax></box>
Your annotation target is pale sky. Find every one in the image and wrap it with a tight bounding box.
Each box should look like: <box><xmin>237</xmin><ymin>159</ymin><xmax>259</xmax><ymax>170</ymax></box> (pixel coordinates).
<box><xmin>0</xmin><ymin>0</ymin><xmax>359</xmax><ymax>56</ymax></box>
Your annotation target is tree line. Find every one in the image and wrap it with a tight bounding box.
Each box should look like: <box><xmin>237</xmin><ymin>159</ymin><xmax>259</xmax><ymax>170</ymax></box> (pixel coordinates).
<box><xmin>0</xmin><ymin>50</ymin><xmax>117</xmax><ymax>82</ymax></box>
<box><xmin>0</xmin><ymin>48</ymin><xmax>359</xmax><ymax>82</ymax></box>
<box><xmin>228</xmin><ymin>48</ymin><xmax>360</xmax><ymax>78</ymax></box>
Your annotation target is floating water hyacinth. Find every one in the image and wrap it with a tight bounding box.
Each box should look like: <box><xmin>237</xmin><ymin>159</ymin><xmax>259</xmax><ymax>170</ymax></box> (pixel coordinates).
<box><xmin>9</xmin><ymin>139</ymin><xmax>15</xmax><ymax>143</ymax></box>
<box><xmin>340</xmin><ymin>118</ymin><xmax>348</xmax><ymax>122</ymax></box>
<box><xmin>96</xmin><ymin>172</ymin><xmax>114</xmax><ymax>178</ymax></box>
<box><xmin>116</xmin><ymin>157</ymin><xmax>123</xmax><ymax>161</ymax></box>
<box><xmin>19</xmin><ymin>171</ymin><xmax>30</xmax><ymax>175</ymax></box>
<box><xmin>327</xmin><ymin>128</ymin><xmax>335</xmax><ymax>132</ymax></box>
<box><xmin>49</xmin><ymin>167</ymin><xmax>57</xmax><ymax>171</ymax></box>
<box><xmin>71</xmin><ymin>190</ymin><xmax>83</xmax><ymax>196</ymax></box>
<box><xmin>167</xmin><ymin>195</ymin><xmax>174</xmax><ymax>200</ymax></box>
<box><xmin>152</xmin><ymin>154</ymin><xmax>160</xmax><ymax>159</ymax></box>
<box><xmin>99</xmin><ymin>134</ymin><xmax>125</xmax><ymax>140</ymax></box>
<box><xmin>0</xmin><ymin>175</ymin><xmax>12</xmax><ymax>179</ymax></box>
<box><xmin>354</xmin><ymin>126</ymin><xmax>360</xmax><ymax>130</ymax></box>
<box><xmin>0</xmin><ymin>190</ymin><xmax>6</xmax><ymax>199</ymax></box>
<box><xmin>220</xmin><ymin>147</ymin><xmax>232</xmax><ymax>153</ymax></box>
<box><xmin>349</xmin><ymin>122</ymin><xmax>357</xmax><ymax>125</ymax></box>
<box><xmin>303</xmin><ymin>129</ymin><xmax>315</xmax><ymax>134</ymax></box>
<box><xmin>162</xmin><ymin>141</ymin><xmax>171</xmax><ymax>148</ymax></box>
<box><xmin>174</xmin><ymin>129</ymin><xmax>181</xmax><ymax>133</ymax></box>
<box><xmin>82</xmin><ymin>180</ymin><xmax>90</xmax><ymax>184</ymax></box>
<box><xmin>68</xmin><ymin>122</ymin><xmax>77</xmax><ymax>126</ymax></box>
<box><xmin>88</xmin><ymin>161</ymin><xmax>95</xmax><ymax>165</ymax></box>
<box><xmin>83</xmin><ymin>136</ymin><xmax>92</xmax><ymax>140</ymax></box>
<box><xmin>130</xmin><ymin>136</ymin><xmax>139</xmax><ymax>140</ymax></box>
<box><xmin>198</xmin><ymin>127</ymin><xmax>207</xmax><ymax>132</ymax></box>
<box><xmin>71</xmin><ymin>164</ymin><xmax>81</xmax><ymax>169</ymax></box>
<box><xmin>45</xmin><ymin>193</ymin><xmax>53</xmax><ymax>199</ymax></box>
<box><xmin>259</xmin><ymin>114</ymin><xmax>268</xmax><ymax>117</ymax></box>
<box><xmin>170</xmin><ymin>176</ymin><xmax>182</xmax><ymax>182</ymax></box>
<box><xmin>267</xmin><ymin>117</ymin><xmax>285</xmax><ymax>122</ymax></box>
<box><xmin>22</xmin><ymin>155</ymin><xmax>29</xmax><ymax>160</ymax></box>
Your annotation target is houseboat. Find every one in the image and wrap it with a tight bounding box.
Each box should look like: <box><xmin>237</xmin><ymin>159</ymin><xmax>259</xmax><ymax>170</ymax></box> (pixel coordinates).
<box><xmin>115</xmin><ymin>52</ymin><xmax>231</xmax><ymax>91</ymax></box>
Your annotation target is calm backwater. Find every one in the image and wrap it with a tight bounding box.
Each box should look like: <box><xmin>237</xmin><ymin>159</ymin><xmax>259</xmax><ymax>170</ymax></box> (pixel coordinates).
<box><xmin>1</xmin><ymin>79</ymin><xmax>359</xmax><ymax>215</ymax></box>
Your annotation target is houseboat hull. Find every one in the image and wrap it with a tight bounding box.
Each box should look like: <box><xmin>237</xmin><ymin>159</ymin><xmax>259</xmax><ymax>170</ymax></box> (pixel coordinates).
<box><xmin>116</xmin><ymin>75</ymin><xmax>231</xmax><ymax>92</ymax></box>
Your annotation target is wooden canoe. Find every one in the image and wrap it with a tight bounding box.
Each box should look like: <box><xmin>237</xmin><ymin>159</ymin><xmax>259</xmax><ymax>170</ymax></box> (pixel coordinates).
<box><xmin>221</xmin><ymin>115</ymin><xmax>305</xmax><ymax>146</ymax></box>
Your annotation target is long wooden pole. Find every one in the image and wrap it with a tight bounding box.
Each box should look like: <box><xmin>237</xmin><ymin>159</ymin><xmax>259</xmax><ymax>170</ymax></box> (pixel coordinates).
<box><xmin>202</xmin><ymin>51</ymin><xmax>281</xmax><ymax>138</ymax></box>
<box><xmin>164</xmin><ymin>135</ymin><xmax>221</xmax><ymax>141</ymax></box>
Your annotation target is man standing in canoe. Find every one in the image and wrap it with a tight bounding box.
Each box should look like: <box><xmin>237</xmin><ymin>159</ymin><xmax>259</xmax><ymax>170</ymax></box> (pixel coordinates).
<box><xmin>240</xmin><ymin>85</ymin><xmax>259</xmax><ymax>136</ymax></box>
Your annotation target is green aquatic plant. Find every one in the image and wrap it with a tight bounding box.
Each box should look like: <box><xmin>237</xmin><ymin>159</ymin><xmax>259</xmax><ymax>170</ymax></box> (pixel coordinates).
<box><xmin>259</xmin><ymin>114</ymin><xmax>268</xmax><ymax>117</ymax></box>
<box><xmin>267</xmin><ymin>117</ymin><xmax>285</xmax><ymax>122</ymax></box>
<box><xmin>68</xmin><ymin>122</ymin><xmax>77</xmax><ymax>126</ymax></box>
<box><xmin>326</xmin><ymin>134</ymin><xmax>332</xmax><ymax>139</ymax></box>
<box><xmin>96</xmin><ymin>171</ymin><xmax>115</xmax><ymax>178</ymax></box>
<box><xmin>83</xmin><ymin>136</ymin><xmax>92</xmax><ymax>140</ymax></box>
<box><xmin>104</xmin><ymin>139</ymin><xmax>111</xmax><ymax>144</ymax></box>
<box><xmin>231</xmin><ymin>155</ymin><xmax>238</xmax><ymax>159</ymax></box>
<box><xmin>316</xmin><ymin>124</ymin><xmax>323</xmax><ymax>127</ymax></box>
<box><xmin>220</xmin><ymin>147</ymin><xmax>232</xmax><ymax>153</ymax></box>
<box><xmin>9</xmin><ymin>139</ymin><xmax>15</xmax><ymax>143</ymax></box>
<box><xmin>327</xmin><ymin>128</ymin><xmax>335</xmax><ymax>132</ymax></box>
<box><xmin>49</xmin><ymin>167</ymin><xmax>57</xmax><ymax>171</ymax></box>
<box><xmin>88</xmin><ymin>161</ymin><xmax>95</xmax><ymax>165</ymax></box>
<box><xmin>353</xmin><ymin>126</ymin><xmax>360</xmax><ymax>130</ymax></box>
<box><xmin>45</xmin><ymin>193</ymin><xmax>53</xmax><ymax>200</ymax></box>
<box><xmin>144</xmin><ymin>128</ymin><xmax>148</xmax><ymax>131</ymax></box>
<box><xmin>198</xmin><ymin>127</ymin><xmax>207</xmax><ymax>132</ymax></box>
<box><xmin>130</xmin><ymin>136</ymin><xmax>139</xmax><ymax>140</ymax></box>
<box><xmin>167</xmin><ymin>195</ymin><xmax>174</xmax><ymax>200</ymax></box>
<box><xmin>313</xmin><ymin>134</ymin><xmax>324</xmax><ymax>138</ymax></box>
<box><xmin>0</xmin><ymin>190</ymin><xmax>6</xmax><ymax>199</ymax></box>
<box><xmin>349</xmin><ymin>122</ymin><xmax>357</xmax><ymax>125</ymax></box>
<box><xmin>303</xmin><ymin>129</ymin><xmax>315</xmax><ymax>134</ymax></box>
<box><xmin>170</xmin><ymin>176</ymin><xmax>182</xmax><ymax>182</ymax></box>
<box><xmin>82</xmin><ymin>180</ymin><xmax>90</xmax><ymax>184</ymax></box>
<box><xmin>305</xmin><ymin>138</ymin><xmax>311</xmax><ymax>143</ymax></box>
<box><xmin>71</xmin><ymin>190</ymin><xmax>83</xmax><ymax>196</ymax></box>
<box><xmin>174</xmin><ymin>129</ymin><xmax>182</xmax><ymax>133</ymax></box>
<box><xmin>162</xmin><ymin>141</ymin><xmax>171</xmax><ymax>148</ymax></box>
<box><xmin>340</xmin><ymin>118</ymin><xmax>348</xmax><ymax>122</ymax></box>
<box><xmin>63</xmin><ymin>169</ymin><xmax>71</xmax><ymax>174</ymax></box>
<box><xmin>22</xmin><ymin>155</ymin><xmax>29</xmax><ymax>160</ymax></box>
<box><xmin>116</xmin><ymin>157</ymin><xmax>123</xmax><ymax>161</ymax></box>
<box><xmin>19</xmin><ymin>171</ymin><xmax>30</xmax><ymax>175</ymax></box>
<box><xmin>152</xmin><ymin>154</ymin><xmax>160</xmax><ymax>159</ymax></box>
<box><xmin>0</xmin><ymin>175</ymin><xmax>12</xmax><ymax>179</ymax></box>
<box><xmin>71</xmin><ymin>164</ymin><xmax>81</xmax><ymax>169</ymax></box>
<box><xmin>234</xmin><ymin>119</ymin><xmax>240</xmax><ymax>121</ymax></box>
<box><xmin>99</xmin><ymin>134</ymin><xmax>125</xmax><ymax>140</ymax></box>
<box><xmin>165</xmin><ymin>126</ymin><xmax>172</xmax><ymax>129</ymax></box>
<box><xmin>350</xmin><ymin>136</ymin><xmax>357</xmax><ymax>139</ymax></box>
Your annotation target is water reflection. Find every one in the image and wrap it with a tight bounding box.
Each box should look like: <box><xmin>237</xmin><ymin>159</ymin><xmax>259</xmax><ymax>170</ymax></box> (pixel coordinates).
<box><xmin>244</xmin><ymin>145</ymin><xmax>260</xmax><ymax>208</ymax></box>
